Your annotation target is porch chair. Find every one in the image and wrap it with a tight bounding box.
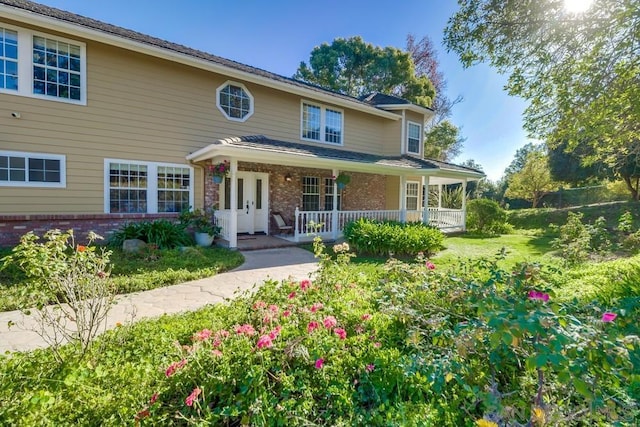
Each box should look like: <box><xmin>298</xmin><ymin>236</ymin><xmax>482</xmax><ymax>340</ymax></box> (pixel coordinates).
<box><xmin>272</xmin><ymin>212</ymin><xmax>293</xmax><ymax>235</ymax></box>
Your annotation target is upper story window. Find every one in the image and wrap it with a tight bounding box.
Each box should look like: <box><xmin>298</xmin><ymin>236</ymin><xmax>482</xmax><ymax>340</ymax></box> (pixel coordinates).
<box><xmin>0</xmin><ymin>150</ymin><xmax>66</xmax><ymax>188</ymax></box>
<box><xmin>0</xmin><ymin>27</ymin><xmax>18</xmax><ymax>90</ymax></box>
<box><xmin>301</xmin><ymin>101</ymin><xmax>343</xmax><ymax>145</ymax></box>
<box><xmin>407</xmin><ymin>122</ymin><xmax>422</xmax><ymax>155</ymax></box>
<box><xmin>216</xmin><ymin>81</ymin><xmax>254</xmax><ymax>122</ymax></box>
<box><xmin>0</xmin><ymin>23</ymin><xmax>86</xmax><ymax>104</ymax></box>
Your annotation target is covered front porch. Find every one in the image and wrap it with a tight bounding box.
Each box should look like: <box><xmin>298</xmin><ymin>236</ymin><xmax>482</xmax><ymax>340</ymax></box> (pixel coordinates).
<box><xmin>187</xmin><ymin>135</ymin><xmax>483</xmax><ymax>249</ymax></box>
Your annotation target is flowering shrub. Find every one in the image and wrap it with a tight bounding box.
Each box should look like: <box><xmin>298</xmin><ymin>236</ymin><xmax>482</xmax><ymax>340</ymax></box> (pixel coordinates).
<box><xmin>138</xmin><ymin>241</ymin><xmax>638</xmax><ymax>425</ymax></box>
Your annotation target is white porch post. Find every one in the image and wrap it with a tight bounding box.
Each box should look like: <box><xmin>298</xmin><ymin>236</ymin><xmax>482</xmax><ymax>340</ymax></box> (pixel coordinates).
<box><xmin>229</xmin><ymin>158</ymin><xmax>238</xmax><ymax>249</ymax></box>
<box><xmin>462</xmin><ymin>178</ymin><xmax>468</xmax><ymax>231</ymax></box>
<box><xmin>422</xmin><ymin>176</ymin><xmax>429</xmax><ymax>225</ymax></box>
<box><xmin>294</xmin><ymin>207</ymin><xmax>300</xmax><ymax>242</ymax></box>
<box><xmin>332</xmin><ymin>168</ymin><xmax>339</xmax><ymax>239</ymax></box>
<box><xmin>399</xmin><ymin>175</ymin><xmax>407</xmax><ymax>223</ymax></box>
<box><xmin>438</xmin><ymin>184</ymin><xmax>442</xmax><ymax>209</ymax></box>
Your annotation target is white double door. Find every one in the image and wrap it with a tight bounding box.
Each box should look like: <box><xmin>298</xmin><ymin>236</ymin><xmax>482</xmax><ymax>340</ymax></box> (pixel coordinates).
<box><xmin>235</xmin><ymin>172</ymin><xmax>269</xmax><ymax>234</ymax></box>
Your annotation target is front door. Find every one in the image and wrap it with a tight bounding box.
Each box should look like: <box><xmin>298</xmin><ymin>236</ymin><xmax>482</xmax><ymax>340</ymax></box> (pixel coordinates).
<box><xmin>234</xmin><ymin>172</ymin><xmax>269</xmax><ymax>234</ymax></box>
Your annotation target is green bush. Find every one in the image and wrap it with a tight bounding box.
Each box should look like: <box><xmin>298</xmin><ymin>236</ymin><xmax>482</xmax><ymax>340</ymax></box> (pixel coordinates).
<box><xmin>109</xmin><ymin>219</ymin><xmax>193</xmax><ymax>249</ymax></box>
<box><xmin>551</xmin><ymin>212</ymin><xmax>591</xmax><ymax>264</ymax></box>
<box><xmin>343</xmin><ymin>219</ymin><xmax>444</xmax><ymax>257</ymax></box>
<box><xmin>466</xmin><ymin>198</ymin><xmax>510</xmax><ymax>235</ymax></box>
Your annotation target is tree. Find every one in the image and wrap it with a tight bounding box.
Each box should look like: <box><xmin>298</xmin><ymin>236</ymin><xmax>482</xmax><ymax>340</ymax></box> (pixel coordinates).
<box><xmin>294</xmin><ymin>36</ymin><xmax>435</xmax><ymax>107</ymax></box>
<box><xmin>505</xmin><ymin>150</ymin><xmax>559</xmax><ymax>208</ymax></box>
<box><xmin>547</xmin><ymin>139</ymin><xmax>610</xmax><ymax>186</ymax></box>
<box><xmin>423</xmin><ymin>120</ymin><xmax>465</xmax><ymax>161</ymax></box>
<box><xmin>503</xmin><ymin>143</ymin><xmax>544</xmax><ymax>180</ymax></box>
<box><xmin>444</xmin><ymin>0</ymin><xmax>640</xmax><ymax>199</ymax></box>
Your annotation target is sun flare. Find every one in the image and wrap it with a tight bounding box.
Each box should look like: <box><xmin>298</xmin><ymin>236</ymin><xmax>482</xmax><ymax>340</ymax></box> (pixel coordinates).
<box><xmin>564</xmin><ymin>0</ymin><xmax>594</xmax><ymax>13</ymax></box>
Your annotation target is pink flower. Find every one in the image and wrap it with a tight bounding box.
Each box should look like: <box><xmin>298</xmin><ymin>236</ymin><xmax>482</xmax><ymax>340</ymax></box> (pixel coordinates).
<box><xmin>165</xmin><ymin>359</ymin><xmax>187</xmax><ymax>377</ymax></box>
<box><xmin>602</xmin><ymin>312</ymin><xmax>617</xmax><ymax>322</ymax></box>
<box><xmin>300</xmin><ymin>279</ymin><xmax>312</xmax><ymax>291</ymax></box>
<box><xmin>315</xmin><ymin>358</ymin><xmax>324</xmax><ymax>369</ymax></box>
<box><xmin>269</xmin><ymin>325</ymin><xmax>282</xmax><ymax>340</ymax></box>
<box><xmin>323</xmin><ymin>316</ymin><xmax>338</xmax><ymax>329</ymax></box>
<box><xmin>366</xmin><ymin>364</ymin><xmax>375</xmax><ymax>373</ymax></box>
<box><xmin>262</xmin><ymin>314</ymin><xmax>273</xmax><ymax>324</ymax></box>
<box><xmin>193</xmin><ymin>329</ymin><xmax>212</xmax><ymax>341</ymax></box>
<box><xmin>235</xmin><ymin>324</ymin><xmax>256</xmax><ymax>336</ymax></box>
<box><xmin>528</xmin><ymin>290</ymin><xmax>550</xmax><ymax>302</ymax></box>
<box><xmin>282</xmin><ymin>310</ymin><xmax>291</xmax><ymax>318</ymax></box>
<box><xmin>269</xmin><ymin>304</ymin><xmax>279</xmax><ymax>313</ymax></box>
<box><xmin>253</xmin><ymin>300</ymin><xmax>267</xmax><ymax>310</ymax></box>
<box><xmin>374</xmin><ymin>342</ymin><xmax>382</xmax><ymax>348</ymax></box>
<box><xmin>217</xmin><ymin>330</ymin><xmax>230</xmax><ymax>338</ymax></box>
<box><xmin>311</xmin><ymin>302</ymin><xmax>324</xmax><ymax>313</ymax></box>
<box><xmin>307</xmin><ymin>321</ymin><xmax>320</xmax><ymax>333</ymax></box>
<box><xmin>288</xmin><ymin>291</ymin><xmax>296</xmax><ymax>299</ymax></box>
<box><xmin>212</xmin><ymin>349</ymin><xmax>223</xmax><ymax>357</ymax></box>
<box><xmin>256</xmin><ymin>334</ymin><xmax>273</xmax><ymax>349</ymax></box>
<box><xmin>335</xmin><ymin>284</ymin><xmax>342</xmax><ymax>291</ymax></box>
<box><xmin>355</xmin><ymin>325</ymin><xmax>364</xmax><ymax>334</ymax></box>
<box><xmin>361</xmin><ymin>314</ymin><xmax>372</xmax><ymax>321</ymax></box>
<box><xmin>426</xmin><ymin>261</ymin><xmax>436</xmax><ymax>270</ymax></box>
<box><xmin>334</xmin><ymin>327</ymin><xmax>347</xmax><ymax>340</ymax></box>
<box><xmin>185</xmin><ymin>387</ymin><xmax>201</xmax><ymax>407</ymax></box>
<box><xmin>150</xmin><ymin>393</ymin><xmax>159</xmax><ymax>405</ymax></box>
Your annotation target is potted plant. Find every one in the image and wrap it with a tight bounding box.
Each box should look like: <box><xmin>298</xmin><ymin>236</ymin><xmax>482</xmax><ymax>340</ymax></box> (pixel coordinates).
<box><xmin>334</xmin><ymin>173</ymin><xmax>351</xmax><ymax>190</ymax></box>
<box><xmin>179</xmin><ymin>208</ymin><xmax>221</xmax><ymax>247</ymax></box>
<box><xmin>209</xmin><ymin>160</ymin><xmax>230</xmax><ymax>184</ymax></box>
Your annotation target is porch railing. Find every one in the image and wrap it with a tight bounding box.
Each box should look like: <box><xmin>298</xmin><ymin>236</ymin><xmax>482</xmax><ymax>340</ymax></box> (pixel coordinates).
<box><xmin>293</xmin><ymin>208</ymin><xmax>464</xmax><ymax>241</ymax></box>
<box><xmin>214</xmin><ymin>210</ymin><xmax>232</xmax><ymax>241</ymax></box>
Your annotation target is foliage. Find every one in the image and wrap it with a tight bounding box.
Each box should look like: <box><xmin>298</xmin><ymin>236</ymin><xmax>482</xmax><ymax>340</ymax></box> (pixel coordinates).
<box><xmin>179</xmin><ymin>208</ymin><xmax>221</xmax><ymax>236</ymax></box>
<box><xmin>333</xmin><ymin>173</ymin><xmax>351</xmax><ymax>186</ymax></box>
<box><xmin>109</xmin><ymin>219</ymin><xmax>193</xmax><ymax>249</ymax></box>
<box><xmin>618</xmin><ymin>210</ymin><xmax>635</xmax><ymax>234</ymax></box>
<box><xmin>0</xmin><ymin>245</ymin><xmax>243</xmax><ymax>312</ymax></box>
<box><xmin>343</xmin><ymin>219</ymin><xmax>444</xmax><ymax>257</ymax></box>
<box><xmin>466</xmin><ymin>198</ymin><xmax>509</xmax><ymax>235</ymax></box>
<box><xmin>505</xmin><ymin>150</ymin><xmax>559</xmax><ymax>208</ymax></box>
<box><xmin>444</xmin><ymin>0</ymin><xmax>640</xmax><ymax>200</ymax></box>
<box><xmin>1</xmin><ymin>242</ymin><xmax>638</xmax><ymax>425</ymax></box>
<box><xmin>423</xmin><ymin>120</ymin><xmax>465</xmax><ymax>162</ymax></box>
<box><xmin>1</xmin><ymin>230</ymin><xmax>114</xmax><ymax>360</ymax></box>
<box><xmin>294</xmin><ymin>36</ymin><xmax>435</xmax><ymax>107</ymax></box>
<box><xmin>429</xmin><ymin>185</ymin><xmax>464</xmax><ymax>209</ymax></box>
<box><xmin>551</xmin><ymin>212</ymin><xmax>594</xmax><ymax>264</ymax></box>
<box><xmin>548</xmin><ymin>139</ymin><xmax>611</xmax><ymax>186</ymax></box>
<box><xmin>208</xmin><ymin>160</ymin><xmax>230</xmax><ymax>177</ymax></box>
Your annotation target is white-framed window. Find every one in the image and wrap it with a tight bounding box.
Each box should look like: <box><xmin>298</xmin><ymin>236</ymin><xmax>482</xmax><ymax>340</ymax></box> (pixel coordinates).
<box><xmin>0</xmin><ymin>27</ymin><xmax>18</xmax><ymax>90</ymax></box>
<box><xmin>301</xmin><ymin>101</ymin><xmax>343</xmax><ymax>145</ymax></box>
<box><xmin>0</xmin><ymin>23</ymin><xmax>86</xmax><ymax>104</ymax></box>
<box><xmin>302</xmin><ymin>176</ymin><xmax>320</xmax><ymax>211</ymax></box>
<box><xmin>105</xmin><ymin>159</ymin><xmax>193</xmax><ymax>214</ymax></box>
<box><xmin>324</xmin><ymin>178</ymin><xmax>341</xmax><ymax>211</ymax></box>
<box><xmin>0</xmin><ymin>150</ymin><xmax>66</xmax><ymax>187</ymax></box>
<box><xmin>216</xmin><ymin>81</ymin><xmax>254</xmax><ymax>122</ymax></box>
<box><xmin>407</xmin><ymin>122</ymin><xmax>422</xmax><ymax>155</ymax></box>
<box><xmin>406</xmin><ymin>181</ymin><xmax>420</xmax><ymax>211</ymax></box>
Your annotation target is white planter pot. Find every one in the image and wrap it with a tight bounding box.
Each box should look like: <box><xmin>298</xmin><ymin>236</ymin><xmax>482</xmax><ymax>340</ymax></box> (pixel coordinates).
<box><xmin>195</xmin><ymin>232</ymin><xmax>215</xmax><ymax>247</ymax></box>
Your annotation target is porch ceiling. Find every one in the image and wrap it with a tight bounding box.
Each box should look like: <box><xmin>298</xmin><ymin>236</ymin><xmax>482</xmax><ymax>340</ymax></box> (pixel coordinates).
<box><xmin>187</xmin><ymin>135</ymin><xmax>484</xmax><ymax>182</ymax></box>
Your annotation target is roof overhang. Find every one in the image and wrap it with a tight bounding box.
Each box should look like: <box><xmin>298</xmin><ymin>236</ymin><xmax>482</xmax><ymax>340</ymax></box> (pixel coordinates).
<box><xmin>187</xmin><ymin>141</ymin><xmax>484</xmax><ymax>184</ymax></box>
<box><xmin>0</xmin><ymin>5</ymin><xmax>401</xmax><ymax>121</ymax></box>
<box><xmin>375</xmin><ymin>103</ymin><xmax>434</xmax><ymax>118</ymax></box>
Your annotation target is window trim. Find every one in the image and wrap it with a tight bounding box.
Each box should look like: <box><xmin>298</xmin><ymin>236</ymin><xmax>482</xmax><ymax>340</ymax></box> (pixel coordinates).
<box><xmin>301</xmin><ymin>176</ymin><xmax>321</xmax><ymax>211</ymax></box>
<box><xmin>103</xmin><ymin>159</ymin><xmax>194</xmax><ymax>214</ymax></box>
<box><xmin>0</xmin><ymin>22</ymin><xmax>87</xmax><ymax>105</ymax></box>
<box><xmin>216</xmin><ymin>80</ymin><xmax>254</xmax><ymax>122</ymax></box>
<box><xmin>407</xmin><ymin>121</ymin><xmax>422</xmax><ymax>155</ymax></box>
<box><xmin>405</xmin><ymin>181</ymin><xmax>420</xmax><ymax>211</ymax></box>
<box><xmin>300</xmin><ymin>100</ymin><xmax>344</xmax><ymax>146</ymax></box>
<box><xmin>0</xmin><ymin>150</ymin><xmax>66</xmax><ymax>188</ymax></box>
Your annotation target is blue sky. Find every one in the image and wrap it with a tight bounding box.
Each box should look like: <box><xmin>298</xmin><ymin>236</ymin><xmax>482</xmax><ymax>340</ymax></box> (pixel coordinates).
<box><xmin>35</xmin><ymin>0</ymin><xmax>535</xmax><ymax>181</ymax></box>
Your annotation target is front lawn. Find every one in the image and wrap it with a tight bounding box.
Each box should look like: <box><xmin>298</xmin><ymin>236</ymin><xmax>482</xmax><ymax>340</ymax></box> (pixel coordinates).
<box><xmin>0</xmin><ymin>245</ymin><xmax>244</xmax><ymax>312</ymax></box>
<box><xmin>0</xmin><ymin>241</ymin><xmax>637</xmax><ymax>425</ymax></box>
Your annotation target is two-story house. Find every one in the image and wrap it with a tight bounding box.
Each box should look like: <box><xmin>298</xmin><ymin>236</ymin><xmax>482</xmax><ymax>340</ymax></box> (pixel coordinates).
<box><xmin>0</xmin><ymin>0</ymin><xmax>483</xmax><ymax>248</ymax></box>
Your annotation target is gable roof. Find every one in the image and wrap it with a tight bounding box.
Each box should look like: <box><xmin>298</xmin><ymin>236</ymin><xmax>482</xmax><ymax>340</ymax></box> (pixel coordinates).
<box><xmin>0</xmin><ymin>0</ymin><xmax>411</xmax><ymax>120</ymax></box>
<box><xmin>187</xmin><ymin>135</ymin><xmax>484</xmax><ymax>182</ymax></box>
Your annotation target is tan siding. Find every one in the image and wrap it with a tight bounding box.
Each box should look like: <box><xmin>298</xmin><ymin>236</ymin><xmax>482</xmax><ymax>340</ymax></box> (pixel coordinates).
<box><xmin>385</xmin><ymin>176</ymin><xmax>400</xmax><ymax>210</ymax></box>
<box><xmin>0</xmin><ymin>24</ymin><xmax>404</xmax><ymax>215</ymax></box>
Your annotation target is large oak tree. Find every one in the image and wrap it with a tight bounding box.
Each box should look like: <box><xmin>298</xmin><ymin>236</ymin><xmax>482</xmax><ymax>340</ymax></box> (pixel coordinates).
<box><xmin>444</xmin><ymin>0</ymin><xmax>640</xmax><ymax>199</ymax></box>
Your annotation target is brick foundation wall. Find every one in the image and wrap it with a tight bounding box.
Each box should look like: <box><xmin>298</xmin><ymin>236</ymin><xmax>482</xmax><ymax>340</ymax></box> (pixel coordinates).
<box><xmin>0</xmin><ymin>213</ymin><xmax>179</xmax><ymax>248</ymax></box>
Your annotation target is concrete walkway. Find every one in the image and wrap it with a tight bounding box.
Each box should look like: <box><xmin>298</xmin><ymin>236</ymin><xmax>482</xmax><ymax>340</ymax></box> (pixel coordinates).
<box><xmin>0</xmin><ymin>247</ymin><xmax>318</xmax><ymax>354</ymax></box>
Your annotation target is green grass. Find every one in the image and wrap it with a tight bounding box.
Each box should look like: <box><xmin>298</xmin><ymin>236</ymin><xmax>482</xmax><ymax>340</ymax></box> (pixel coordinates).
<box><xmin>0</xmin><ymin>245</ymin><xmax>244</xmax><ymax>312</ymax></box>
<box><xmin>433</xmin><ymin>231</ymin><xmax>556</xmax><ymax>268</ymax></box>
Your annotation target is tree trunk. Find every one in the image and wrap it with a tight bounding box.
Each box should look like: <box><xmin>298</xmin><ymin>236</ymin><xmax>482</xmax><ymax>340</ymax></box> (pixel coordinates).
<box><xmin>622</xmin><ymin>176</ymin><xmax>639</xmax><ymax>201</ymax></box>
